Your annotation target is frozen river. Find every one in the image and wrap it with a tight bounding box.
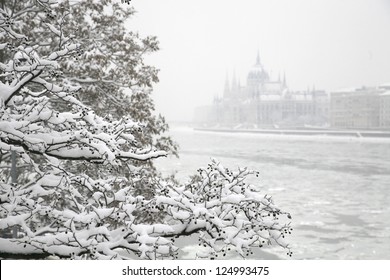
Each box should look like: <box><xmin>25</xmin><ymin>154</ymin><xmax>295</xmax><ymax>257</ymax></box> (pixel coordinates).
<box><xmin>155</xmin><ymin>126</ymin><xmax>390</xmax><ymax>260</ymax></box>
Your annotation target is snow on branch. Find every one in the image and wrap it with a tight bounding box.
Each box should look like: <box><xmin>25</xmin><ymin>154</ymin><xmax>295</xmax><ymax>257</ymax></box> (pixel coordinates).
<box><xmin>0</xmin><ymin>1</ymin><xmax>166</xmax><ymax>164</ymax></box>
<box><xmin>0</xmin><ymin>1</ymin><xmax>292</xmax><ymax>260</ymax></box>
<box><xmin>0</xmin><ymin>159</ymin><xmax>292</xmax><ymax>260</ymax></box>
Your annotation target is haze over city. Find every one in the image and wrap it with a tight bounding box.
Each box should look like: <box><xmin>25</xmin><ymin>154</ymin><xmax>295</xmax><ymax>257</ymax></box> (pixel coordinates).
<box><xmin>130</xmin><ymin>0</ymin><xmax>390</xmax><ymax>122</ymax></box>
<box><xmin>2</xmin><ymin>0</ymin><xmax>390</xmax><ymax>268</ymax></box>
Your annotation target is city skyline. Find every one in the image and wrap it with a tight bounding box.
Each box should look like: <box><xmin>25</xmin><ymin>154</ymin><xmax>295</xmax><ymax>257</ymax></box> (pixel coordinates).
<box><xmin>129</xmin><ymin>0</ymin><xmax>390</xmax><ymax>121</ymax></box>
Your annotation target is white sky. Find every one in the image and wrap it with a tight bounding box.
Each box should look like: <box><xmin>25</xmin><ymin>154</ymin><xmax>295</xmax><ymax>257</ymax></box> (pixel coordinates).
<box><xmin>128</xmin><ymin>0</ymin><xmax>390</xmax><ymax>122</ymax></box>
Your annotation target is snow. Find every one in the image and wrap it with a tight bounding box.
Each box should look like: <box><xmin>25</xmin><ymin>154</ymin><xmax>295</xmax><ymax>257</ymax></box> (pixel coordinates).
<box><xmin>259</xmin><ymin>94</ymin><xmax>281</xmax><ymax>101</ymax></box>
<box><xmin>379</xmin><ymin>82</ymin><xmax>390</xmax><ymax>88</ymax></box>
<box><xmin>0</xmin><ymin>1</ymin><xmax>293</xmax><ymax>260</ymax></box>
<box><xmin>221</xmin><ymin>194</ymin><xmax>245</xmax><ymax>204</ymax></box>
<box><xmin>0</xmin><ymin>82</ymin><xmax>13</xmax><ymax>101</ymax></box>
<box><xmin>0</xmin><ymin>239</ymin><xmax>42</xmax><ymax>255</ymax></box>
<box><xmin>380</xmin><ymin>91</ymin><xmax>390</xmax><ymax>96</ymax></box>
<box><xmin>171</xmin><ymin>210</ymin><xmax>191</xmax><ymax>220</ymax></box>
<box><xmin>332</xmin><ymin>87</ymin><xmax>357</xmax><ymax>93</ymax></box>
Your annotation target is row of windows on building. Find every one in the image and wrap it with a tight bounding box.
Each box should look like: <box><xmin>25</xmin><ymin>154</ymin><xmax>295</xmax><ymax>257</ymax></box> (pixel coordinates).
<box><xmin>194</xmin><ymin>86</ymin><xmax>390</xmax><ymax>130</ymax></box>
<box><xmin>330</xmin><ymin>86</ymin><xmax>390</xmax><ymax>129</ymax></box>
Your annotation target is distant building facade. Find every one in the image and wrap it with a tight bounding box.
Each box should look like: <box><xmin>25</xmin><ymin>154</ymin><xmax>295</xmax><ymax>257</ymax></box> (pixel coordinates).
<box><xmin>330</xmin><ymin>86</ymin><xmax>390</xmax><ymax>129</ymax></box>
<box><xmin>380</xmin><ymin>93</ymin><xmax>390</xmax><ymax>128</ymax></box>
<box><xmin>194</xmin><ymin>52</ymin><xmax>329</xmax><ymax>128</ymax></box>
<box><xmin>380</xmin><ymin>84</ymin><xmax>390</xmax><ymax>129</ymax></box>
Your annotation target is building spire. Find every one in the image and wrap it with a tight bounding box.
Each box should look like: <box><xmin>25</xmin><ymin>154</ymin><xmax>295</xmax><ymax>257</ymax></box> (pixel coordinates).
<box><xmin>256</xmin><ymin>49</ymin><xmax>261</xmax><ymax>65</ymax></box>
<box><xmin>223</xmin><ymin>71</ymin><xmax>230</xmax><ymax>97</ymax></box>
<box><xmin>232</xmin><ymin>68</ymin><xmax>238</xmax><ymax>91</ymax></box>
<box><xmin>283</xmin><ymin>71</ymin><xmax>287</xmax><ymax>87</ymax></box>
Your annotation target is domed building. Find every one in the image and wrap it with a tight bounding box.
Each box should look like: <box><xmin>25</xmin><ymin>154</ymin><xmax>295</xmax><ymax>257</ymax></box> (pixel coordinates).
<box><xmin>247</xmin><ymin>51</ymin><xmax>269</xmax><ymax>86</ymax></box>
<box><xmin>194</xmin><ymin>52</ymin><xmax>329</xmax><ymax>128</ymax></box>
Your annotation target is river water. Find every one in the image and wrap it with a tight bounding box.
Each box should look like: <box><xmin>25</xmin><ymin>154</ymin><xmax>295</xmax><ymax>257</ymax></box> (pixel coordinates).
<box><xmin>155</xmin><ymin>126</ymin><xmax>390</xmax><ymax>260</ymax></box>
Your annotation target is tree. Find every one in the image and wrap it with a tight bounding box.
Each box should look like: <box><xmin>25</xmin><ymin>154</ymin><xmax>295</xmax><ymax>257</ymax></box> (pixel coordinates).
<box><xmin>53</xmin><ymin>0</ymin><xmax>177</xmax><ymax>157</ymax></box>
<box><xmin>51</xmin><ymin>0</ymin><xmax>178</xmax><ymax>205</ymax></box>
<box><xmin>0</xmin><ymin>0</ymin><xmax>293</xmax><ymax>259</ymax></box>
<box><xmin>1</xmin><ymin>0</ymin><xmax>178</xmax><ymax>219</ymax></box>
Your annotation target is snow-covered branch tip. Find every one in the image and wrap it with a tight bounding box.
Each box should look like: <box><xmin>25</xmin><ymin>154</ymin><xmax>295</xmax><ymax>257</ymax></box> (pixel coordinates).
<box><xmin>0</xmin><ymin>159</ymin><xmax>292</xmax><ymax>260</ymax></box>
<box><xmin>0</xmin><ymin>0</ymin><xmax>292</xmax><ymax>260</ymax></box>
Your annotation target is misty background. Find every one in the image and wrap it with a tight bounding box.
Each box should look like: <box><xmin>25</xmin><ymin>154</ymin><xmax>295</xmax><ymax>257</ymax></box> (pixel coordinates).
<box><xmin>129</xmin><ymin>0</ymin><xmax>390</xmax><ymax>122</ymax></box>
<box><xmin>128</xmin><ymin>0</ymin><xmax>390</xmax><ymax>259</ymax></box>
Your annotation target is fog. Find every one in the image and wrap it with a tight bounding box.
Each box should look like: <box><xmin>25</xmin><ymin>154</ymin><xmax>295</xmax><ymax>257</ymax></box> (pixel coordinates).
<box><xmin>129</xmin><ymin>0</ymin><xmax>390</xmax><ymax>122</ymax></box>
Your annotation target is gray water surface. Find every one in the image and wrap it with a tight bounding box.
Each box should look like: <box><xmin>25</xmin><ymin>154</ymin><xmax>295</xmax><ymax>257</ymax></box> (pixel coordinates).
<box><xmin>155</xmin><ymin>127</ymin><xmax>390</xmax><ymax>259</ymax></box>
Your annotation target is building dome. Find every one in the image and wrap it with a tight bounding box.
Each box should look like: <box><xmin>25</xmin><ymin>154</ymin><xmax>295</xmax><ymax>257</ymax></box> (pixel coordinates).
<box><xmin>247</xmin><ymin>51</ymin><xmax>269</xmax><ymax>84</ymax></box>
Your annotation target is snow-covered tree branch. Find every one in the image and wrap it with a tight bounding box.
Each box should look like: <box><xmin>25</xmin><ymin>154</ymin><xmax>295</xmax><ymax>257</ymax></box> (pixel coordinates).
<box><xmin>0</xmin><ymin>158</ymin><xmax>292</xmax><ymax>259</ymax></box>
<box><xmin>0</xmin><ymin>0</ymin><xmax>292</xmax><ymax>260</ymax></box>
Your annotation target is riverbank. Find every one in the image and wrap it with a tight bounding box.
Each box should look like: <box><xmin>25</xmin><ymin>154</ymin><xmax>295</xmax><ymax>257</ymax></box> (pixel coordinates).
<box><xmin>194</xmin><ymin>127</ymin><xmax>390</xmax><ymax>138</ymax></box>
<box><xmin>156</xmin><ymin>126</ymin><xmax>390</xmax><ymax>259</ymax></box>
